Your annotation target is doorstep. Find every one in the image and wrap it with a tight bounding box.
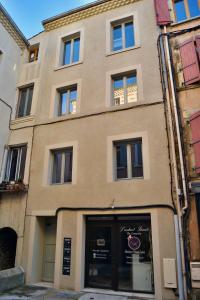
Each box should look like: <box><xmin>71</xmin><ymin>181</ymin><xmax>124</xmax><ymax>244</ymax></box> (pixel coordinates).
<box><xmin>82</xmin><ymin>288</ymin><xmax>155</xmax><ymax>299</ymax></box>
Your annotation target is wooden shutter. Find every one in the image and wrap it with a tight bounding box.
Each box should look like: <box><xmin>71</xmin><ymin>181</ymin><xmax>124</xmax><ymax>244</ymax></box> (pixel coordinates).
<box><xmin>190</xmin><ymin>111</ymin><xmax>200</xmax><ymax>174</ymax></box>
<box><xmin>154</xmin><ymin>0</ymin><xmax>171</xmax><ymax>25</ymax></box>
<box><xmin>196</xmin><ymin>35</ymin><xmax>200</xmax><ymax>61</ymax></box>
<box><xmin>180</xmin><ymin>38</ymin><xmax>200</xmax><ymax>85</ymax></box>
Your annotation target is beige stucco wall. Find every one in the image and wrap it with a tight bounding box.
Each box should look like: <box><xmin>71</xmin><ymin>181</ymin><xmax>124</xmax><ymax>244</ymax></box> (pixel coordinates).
<box><xmin>3</xmin><ymin>0</ymin><xmax>178</xmax><ymax>299</ymax></box>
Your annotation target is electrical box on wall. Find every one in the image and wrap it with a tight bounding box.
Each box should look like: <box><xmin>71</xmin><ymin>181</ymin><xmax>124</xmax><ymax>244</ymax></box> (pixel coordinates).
<box><xmin>163</xmin><ymin>258</ymin><xmax>177</xmax><ymax>289</ymax></box>
<box><xmin>191</xmin><ymin>262</ymin><xmax>200</xmax><ymax>281</ymax></box>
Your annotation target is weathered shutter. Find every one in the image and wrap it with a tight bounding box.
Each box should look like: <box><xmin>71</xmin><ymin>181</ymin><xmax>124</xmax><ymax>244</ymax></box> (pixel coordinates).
<box><xmin>154</xmin><ymin>0</ymin><xmax>171</xmax><ymax>25</ymax></box>
<box><xmin>190</xmin><ymin>111</ymin><xmax>200</xmax><ymax>174</ymax></box>
<box><xmin>195</xmin><ymin>35</ymin><xmax>200</xmax><ymax>61</ymax></box>
<box><xmin>180</xmin><ymin>38</ymin><xmax>200</xmax><ymax>85</ymax></box>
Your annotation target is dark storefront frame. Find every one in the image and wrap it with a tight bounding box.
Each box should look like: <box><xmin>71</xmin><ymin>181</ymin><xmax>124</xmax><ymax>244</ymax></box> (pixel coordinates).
<box><xmin>85</xmin><ymin>214</ymin><xmax>154</xmax><ymax>294</ymax></box>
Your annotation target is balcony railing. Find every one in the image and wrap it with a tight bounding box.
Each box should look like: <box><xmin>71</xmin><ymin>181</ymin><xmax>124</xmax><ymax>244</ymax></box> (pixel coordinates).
<box><xmin>0</xmin><ymin>181</ymin><xmax>28</xmax><ymax>193</ymax></box>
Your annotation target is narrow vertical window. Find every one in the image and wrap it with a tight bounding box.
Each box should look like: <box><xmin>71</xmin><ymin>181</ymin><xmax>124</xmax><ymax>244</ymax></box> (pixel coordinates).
<box><xmin>112</xmin><ymin>18</ymin><xmax>135</xmax><ymax>52</ymax></box>
<box><xmin>114</xmin><ymin>139</ymin><xmax>143</xmax><ymax>180</ymax></box>
<box><xmin>112</xmin><ymin>72</ymin><xmax>137</xmax><ymax>106</ymax></box>
<box><xmin>57</xmin><ymin>85</ymin><xmax>77</xmax><ymax>116</ymax></box>
<box><xmin>51</xmin><ymin>148</ymin><xmax>73</xmax><ymax>184</ymax></box>
<box><xmin>16</xmin><ymin>85</ymin><xmax>34</xmax><ymax>118</ymax></box>
<box><xmin>63</xmin><ymin>34</ymin><xmax>80</xmax><ymax>65</ymax></box>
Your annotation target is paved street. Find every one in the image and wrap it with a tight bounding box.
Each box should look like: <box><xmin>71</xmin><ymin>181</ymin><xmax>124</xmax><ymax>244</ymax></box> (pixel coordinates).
<box><xmin>0</xmin><ymin>285</ymin><xmax>151</xmax><ymax>300</ymax></box>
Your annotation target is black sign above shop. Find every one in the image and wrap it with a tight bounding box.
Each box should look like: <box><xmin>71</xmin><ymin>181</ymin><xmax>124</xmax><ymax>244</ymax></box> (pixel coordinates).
<box><xmin>62</xmin><ymin>238</ymin><xmax>71</xmax><ymax>276</ymax></box>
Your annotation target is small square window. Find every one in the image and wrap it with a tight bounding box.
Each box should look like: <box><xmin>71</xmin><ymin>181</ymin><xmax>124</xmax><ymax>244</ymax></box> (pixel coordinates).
<box><xmin>51</xmin><ymin>148</ymin><xmax>73</xmax><ymax>184</ymax></box>
<box><xmin>5</xmin><ymin>145</ymin><xmax>27</xmax><ymax>182</ymax></box>
<box><xmin>16</xmin><ymin>85</ymin><xmax>34</xmax><ymax>118</ymax></box>
<box><xmin>57</xmin><ymin>85</ymin><xmax>77</xmax><ymax>116</ymax></box>
<box><xmin>112</xmin><ymin>72</ymin><xmax>137</xmax><ymax>106</ymax></box>
<box><xmin>114</xmin><ymin>139</ymin><xmax>143</xmax><ymax>180</ymax></box>
<box><xmin>62</xmin><ymin>34</ymin><xmax>80</xmax><ymax>65</ymax></box>
<box><xmin>112</xmin><ymin>18</ymin><xmax>135</xmax><ymax>52</ymax></box>
<box><xmin>29</xmin><ymin>44</ymin><xmax>39</xmax><ymax>63</ymax></box>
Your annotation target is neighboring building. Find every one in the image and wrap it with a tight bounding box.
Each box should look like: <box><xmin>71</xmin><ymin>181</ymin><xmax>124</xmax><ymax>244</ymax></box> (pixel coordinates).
<box><xmin>154</xmin><ymin>0</ymin><xmax>200</xmax><ymax>296</ymax></box>
<box><xmin>0</xmin><ymin>3</ymin><xmax>29</xmax><ymax>272</ymax></box>
<box><xmin>0</xmin><ymin>3</ymin><xmax>28</xmax><ymax>171</ymax></box>
<box><xmin>0</xmin><ymin>0</ymin><xmax>180</xmax><ymax>299</ymax></box>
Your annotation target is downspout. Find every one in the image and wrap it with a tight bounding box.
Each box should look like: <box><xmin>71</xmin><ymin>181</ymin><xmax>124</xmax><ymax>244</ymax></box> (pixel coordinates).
<box><xmin>158</xmin><ymin>31</ymin><xmax>187</xmax><ymax>299</ymax></box>
<box><xmin>163</xmin><ymin>27</ymin><xmax>188</xmax><ymax>212</ymax></box>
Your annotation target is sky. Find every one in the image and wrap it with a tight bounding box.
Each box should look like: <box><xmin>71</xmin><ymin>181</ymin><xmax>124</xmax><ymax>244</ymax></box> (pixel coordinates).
<box><xmin>0</xmin><ymin>0</ymin><xmax>94</xmax><ymax>39</ymax></box>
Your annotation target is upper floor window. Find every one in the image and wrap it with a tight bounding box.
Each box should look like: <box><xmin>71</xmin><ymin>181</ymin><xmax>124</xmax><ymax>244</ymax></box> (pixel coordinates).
<box><xmin>112</xmin><ymin>17</ymin><xmax>135</xmax><ymax>52</ymax></box>
<box><xmin>114</xmin><ymin>139</ymin><xmax>143</xmax><ymax>180</ymax></box>
<box><xmin>173</xmin><ymin>0</ymin><xmax>200</xmax><ymax>22</ymax></box>
<box><xmin>16</xmin><ymin>85</ymin><xmax>33</xmax><ymax>118</ymax></box>
<box><xmin>5</xmin><ymin>145</ymin><xmax>27</xmax><ymax>182</ymax></box>
<box><xmin>112</xmin><ymin>71</ymin><xmax>137</xmax><ymax>106</ymax></box>
<box><xmin>57</xmin><ymin>85</ymin><xmax>77</xmax><ymax>116</ymax></box>
<box><xmin>63</xmin><ymin>33</ymin><xmax>80</xmax><ymax>65</ymax></box>
<box><xmin>51</xmin><ymin>148</ymin><xmax>73</xmax><ymax>184</ymax></box>
<box><xmin>29</xmin><ymin>44</ymin><xmax>39</xmax><ymax>63</ymax></box>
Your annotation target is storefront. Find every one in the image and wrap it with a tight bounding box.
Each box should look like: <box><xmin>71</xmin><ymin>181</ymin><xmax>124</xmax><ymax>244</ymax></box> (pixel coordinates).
<box><xmin>85</xmin><ymin>214</ymin><xmax>154</xmax><ymax>293</ymax></box>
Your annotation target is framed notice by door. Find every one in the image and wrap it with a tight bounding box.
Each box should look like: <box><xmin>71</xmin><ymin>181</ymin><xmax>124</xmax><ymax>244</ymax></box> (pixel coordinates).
<box><xmin>85</xmin><ymin>214</ymin><xmax>154</xmax><ymax>293</ymax></box>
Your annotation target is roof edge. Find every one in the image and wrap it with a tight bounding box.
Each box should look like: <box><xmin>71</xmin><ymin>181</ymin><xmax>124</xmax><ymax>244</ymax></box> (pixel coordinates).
<box><xmin>42</xmin><ymin>0</ymin><xmax>110</xmax><ymax>25</ymax></box>
<box><xmin>0</xmin><ymin>2</ymin><xmax>29</xmax><ymax>47</ymax></box>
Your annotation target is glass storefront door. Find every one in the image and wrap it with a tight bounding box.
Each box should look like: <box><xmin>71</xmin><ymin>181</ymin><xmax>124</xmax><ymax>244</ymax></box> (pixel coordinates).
<box><xmin>85</xmin><ymin>215</ymin><xmax>154</xmax><ymax>293</ymax></box>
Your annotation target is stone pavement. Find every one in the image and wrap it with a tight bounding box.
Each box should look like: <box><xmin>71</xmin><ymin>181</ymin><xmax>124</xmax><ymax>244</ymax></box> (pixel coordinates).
<box><xmin>0</xmin><ymin>285</ymin><xmax>150</xmax><ymax>300</ymax></box>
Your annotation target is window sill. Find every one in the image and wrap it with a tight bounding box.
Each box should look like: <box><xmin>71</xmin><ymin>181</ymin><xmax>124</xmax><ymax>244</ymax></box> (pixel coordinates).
<box><xmin>171</xmin><ymin>15</ymin><xmax>200</xmax><ymax>27</ymax></box>
<box><xmin>115</xmin><ymin>177</ymin><xmax>144</xmax><ymax>182</ymax></box>
<box><xmin>54</xmin><ymin>61</ymin><xmax>83</xmax><ymax>71</ymax></box>
<box><xmin>49</xmin><ymin>182</ymin><xmax>72</xmax><ymax>186</ymax></box>
<box><xmin>106</xmin><ymin>45</ymin><xmax>141</xmax><ymax>57</ymax></box>
<box><xmin>11</xmin><ymin>115</ymin><xmax>35</xmax><ymax>125</ymax></box>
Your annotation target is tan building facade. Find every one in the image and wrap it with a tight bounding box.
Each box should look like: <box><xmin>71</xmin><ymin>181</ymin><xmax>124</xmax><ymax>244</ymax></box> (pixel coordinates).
<box><xmin>0</xmin><ymin>0</ymin><xmax>179</xmax><ymax>299</ymax></box>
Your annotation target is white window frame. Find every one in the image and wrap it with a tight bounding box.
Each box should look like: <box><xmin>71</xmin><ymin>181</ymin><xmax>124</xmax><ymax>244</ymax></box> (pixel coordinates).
<box><xmin>114</xmin><ymin>140</ymin><xmax>143</xmax><ymax>180</ymax></box>
<box><xmin>43</xmin><ymin>141</ymin><xmax>78</xmax><ymax>186</ymax></box>
<box><xmin>55</xmin><ymin>29</ymin><xmax>84</xmax><ymax>70</ymax></box>
<box><xmin>107</xmin><ymin>132</ymin><xmax>150</xmax><ymax>182</ymax></box>
<box><xmin>106</xmin><ymin>65</ymin><xmax>143</xmax><ymax>107</ymax></box>
<box><xmin>49</xmin><ymin>79</ymin><xmax>81</xmax><ymax>118</ymax></box>
<box><xmin>16</xmin><ymin>85</ymin><xmax>34</xmax><ymax>119</ymax></box>
<box><xmin>106</xmin><ymin>12</ymin><xmax>140</xmax><ymax>56</ymax></box>
<box><xmin>51</xmin><ymin>147</ymin><xmax>73</xmax><ymax>185</ymax></box>
<box><xmin>57</xmin><ymin>85</ymin><xmax>77</xmax><ymax>116</ymax></box>
<box><xmin>112</xmin><ymin>72</ymin><xmax>137</xmax><ymax>106</ymax></box>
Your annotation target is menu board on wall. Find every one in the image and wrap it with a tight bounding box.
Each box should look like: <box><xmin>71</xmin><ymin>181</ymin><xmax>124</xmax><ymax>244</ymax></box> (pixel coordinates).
<box><xmin>62</xmin><ymin>238</ymin><xmax>71</xmax><ymax>276</ymax></box>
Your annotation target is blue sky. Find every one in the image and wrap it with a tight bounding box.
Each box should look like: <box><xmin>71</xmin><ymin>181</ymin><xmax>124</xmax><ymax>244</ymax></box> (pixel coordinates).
<box><xmin>0</xmin><ymin>0</ymin><xmax>94</xmax><ymax>38</ymax></box>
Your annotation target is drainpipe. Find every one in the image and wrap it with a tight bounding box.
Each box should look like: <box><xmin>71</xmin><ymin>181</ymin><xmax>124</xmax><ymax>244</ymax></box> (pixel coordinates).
<box><xmin>162</xmin><ymin>26</ymin><xmax>187</xmax><ymax>299</ymax></box>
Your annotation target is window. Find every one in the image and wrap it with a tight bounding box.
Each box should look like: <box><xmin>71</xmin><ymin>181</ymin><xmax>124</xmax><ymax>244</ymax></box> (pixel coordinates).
<box><xmin>16</xmin><ymin>85</ymin><xmax>33</xmax><ymax>118</ymax></box>
<box><xmin>29</xmin><ymin>44</ymin><xmax>39</xmax><ymax>62</ymax></box>
<box><xmin>112</xmin><ymin>18</ymin><xmax>135</xmax><ymax>52</ymax></box>
<box><xmin>51</xmin><ymin>148</ymin><xmax>73</xmax><ymax>184</ymax></box>
<box><xmin>57</xmin><ymin>85</ymin><xmax>77</xmax><ymax>116</ymax></box>
<box><xmin>63</xmin><ymin>34</ymin><xmax>80</xmax><ymax>65</ymax></box>
<box><xmin>173</xmin><ymin>0</ymin><xmax>200</xmax><ymax>22</ymax></box>
<box><xmin>5</xmin><ymin>145</ymin><xmax>27</xmax><ymax>182</ymax></box>
<box><xmin>112</xmin><ymin>72</ymin><xmax>137</xmax><ymax>106</ymax></box>
<box><xmin>114</xmin><ymin>139</ymin><xmax>143</xmax><ymax>180</ymax></box>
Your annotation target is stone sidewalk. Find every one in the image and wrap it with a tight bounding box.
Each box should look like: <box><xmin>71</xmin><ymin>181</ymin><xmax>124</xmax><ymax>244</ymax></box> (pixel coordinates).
<box><xmin>0</xmin><ymin>285</ymin><xmax>150</xmax><ymax>300</ymax></box>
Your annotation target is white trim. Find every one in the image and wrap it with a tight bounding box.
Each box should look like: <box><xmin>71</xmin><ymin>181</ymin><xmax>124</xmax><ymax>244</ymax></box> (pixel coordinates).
<box><xmin>49</xmin><ymin>79</ymin><xmax>82</xmax><ymax>118</ymax></box>
<box><xmin>42</xmin><ymin>141</ymin><xmax>78</xmax><ymax>186</ymax></box>
<box><xmin>107</xmin><ymin>131</ymin><xmax>150</xmax><ymax>182</ymax></box>
<box><xmin>54</xmin><ymin>29</ymin><xmax>84</xmax><ymax>68</ymax></box>
<box><xmin>106</xmin><ymin>11</ymin><xmax>140</xmax><ymax>56</ymax></box>
<box><xmin>106</xmin><ymin>64</ymin><xmax>143</xmax><ymax>107</ymax></box>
